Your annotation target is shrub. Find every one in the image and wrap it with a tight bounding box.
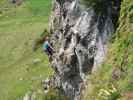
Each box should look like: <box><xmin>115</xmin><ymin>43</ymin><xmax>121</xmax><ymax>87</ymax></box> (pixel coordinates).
<box><xmin>44</xmin><ymin>89</ymin><xmax>67</xmax><ymax>100</ymax></box>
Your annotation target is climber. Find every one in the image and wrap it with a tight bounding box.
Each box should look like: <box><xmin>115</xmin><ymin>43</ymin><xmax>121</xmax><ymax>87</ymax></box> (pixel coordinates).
<box><xmin>43</xmin><ymin>36</ymin><xmax>54</xmax><ymax>60</ymax></box>
<box><xmin>32</xmin><ymin>29</ymin><xmax>49</xmax><ymax>51</ymax></box>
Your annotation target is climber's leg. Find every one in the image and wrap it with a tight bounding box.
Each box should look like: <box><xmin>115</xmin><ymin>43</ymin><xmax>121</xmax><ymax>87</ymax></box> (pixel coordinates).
<box><xmin>47</xmin><ymin>47</ymin><xmax>53</xmax><ymax>56</ymax></box>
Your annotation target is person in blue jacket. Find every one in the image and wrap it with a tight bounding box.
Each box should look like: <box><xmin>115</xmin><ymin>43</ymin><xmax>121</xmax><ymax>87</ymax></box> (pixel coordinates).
<box><xmin>43</xmin><ymin>37</ymin><xmax>53</xmax><ymax>57</ymax></box>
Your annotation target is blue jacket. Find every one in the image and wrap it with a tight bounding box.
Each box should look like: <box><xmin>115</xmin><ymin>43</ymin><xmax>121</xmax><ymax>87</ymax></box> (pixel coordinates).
<box><xmin>43</xmin><ymin>41</ymin><xmax>49</xmax><ymax>50</ymax></box>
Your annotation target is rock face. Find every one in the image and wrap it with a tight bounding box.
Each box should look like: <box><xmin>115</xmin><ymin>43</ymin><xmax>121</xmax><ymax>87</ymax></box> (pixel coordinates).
<box><xmin>49</xmin><ymin>0</ymin><xmax>121</xmax><ymax>99</ymax></box>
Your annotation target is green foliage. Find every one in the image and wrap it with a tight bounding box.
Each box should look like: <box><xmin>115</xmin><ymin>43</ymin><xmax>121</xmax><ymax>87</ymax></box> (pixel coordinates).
<box><xmin>44</xmin><ymin>89</ymin><xmax>66</xmax><ymax>100</ymax></box>
<box><xmin>83</xmin><ymin>0</ymin><xmax>133</xmax><ymax>99</ymax></box>
<box><xmin>108</xmin><ymin>91</ymin><xmax>121</xmax><ymax>100</ymax></box>
<box><xmin>129</xmin><ymin>5</ymin><xmax>133</xmax><ymax>23</ymax></box>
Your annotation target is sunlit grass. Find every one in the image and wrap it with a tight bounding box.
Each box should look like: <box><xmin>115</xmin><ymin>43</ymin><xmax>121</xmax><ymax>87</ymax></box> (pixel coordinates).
<box><xmin>0</xmin><ymin>0</ymin><xmax>53</xmax><ymax>99</ymax></box>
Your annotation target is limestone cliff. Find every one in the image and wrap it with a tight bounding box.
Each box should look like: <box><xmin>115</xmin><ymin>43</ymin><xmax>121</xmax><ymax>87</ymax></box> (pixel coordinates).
<box><xmin>49</xmin><ymin>0</ymin><xmax>121</xmax><ymax>99</ymax></box>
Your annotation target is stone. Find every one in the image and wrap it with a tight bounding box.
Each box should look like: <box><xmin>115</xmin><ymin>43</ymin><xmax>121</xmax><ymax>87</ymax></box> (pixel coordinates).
<box><xmin>23</xmin><ymin>91</ymin><xmax>36</xmax><ymax>100</ymax></box>
<box><xmin>32</xmin><ymin>58</ymin><xmax>41</xmax><ymax>65</ymax></box>
<box><xmin>49</xmin><ymin>0</ymin><xmax>121</xmax><ymax>99</ymax></box>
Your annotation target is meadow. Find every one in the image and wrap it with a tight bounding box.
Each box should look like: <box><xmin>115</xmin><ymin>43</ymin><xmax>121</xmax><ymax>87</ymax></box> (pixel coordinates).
<box><xmin>0</xmin><ymin>0</ymin><xmax>53</xmax><ymax>99</ymax></box>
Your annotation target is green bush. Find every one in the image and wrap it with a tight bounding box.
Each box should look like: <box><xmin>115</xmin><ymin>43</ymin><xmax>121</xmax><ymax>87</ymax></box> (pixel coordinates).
<box><xmin>108</xmin><ymin>91</ymin><xmax>121</xmax><ymax>100</ymax></box>
<box><xmin>44</xmin><ymin>89</ymin><xmax>67</xmax><ymax>100</ymax></box>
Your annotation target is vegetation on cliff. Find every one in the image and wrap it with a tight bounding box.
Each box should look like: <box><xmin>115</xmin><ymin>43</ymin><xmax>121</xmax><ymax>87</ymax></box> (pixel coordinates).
<box><xmin>83</xmin><ymin>0</ymin><xmax>133</xmax><ymax>99</ymax></box>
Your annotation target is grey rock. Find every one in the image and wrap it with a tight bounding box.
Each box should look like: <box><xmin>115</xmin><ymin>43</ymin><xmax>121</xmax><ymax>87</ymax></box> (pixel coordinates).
<box><xmin>32</xmin><ymin>58</ymin><xmax>41</xmax><ymax>65</ymax></box>
<box><xmin>23</xmin><ymin>91</ymin><xmax>36</xmax><ymax>100</ymax></box>
<box><xmin>49</xmin><ymin>0</ymin><xmax>121</xmax><ymax>99</ymax></box>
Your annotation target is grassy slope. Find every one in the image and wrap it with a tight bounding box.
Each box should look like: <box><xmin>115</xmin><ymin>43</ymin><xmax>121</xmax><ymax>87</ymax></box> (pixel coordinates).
<box><xmin>83</xmin><ymin>0</ymin><xmax>133</xmax><ymax>100</ymax></box>
<box><xmin>0</xmin><ymin>0</ymin><xmax>53</xmax><ymax>100</ymax></box>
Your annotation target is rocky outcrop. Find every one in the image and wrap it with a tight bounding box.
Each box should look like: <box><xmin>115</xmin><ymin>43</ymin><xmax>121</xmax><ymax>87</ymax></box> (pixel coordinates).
<box><xmin>49</xmin><ymin>0</ymin><xmax>121</xmax><ymax>99</ymax></box>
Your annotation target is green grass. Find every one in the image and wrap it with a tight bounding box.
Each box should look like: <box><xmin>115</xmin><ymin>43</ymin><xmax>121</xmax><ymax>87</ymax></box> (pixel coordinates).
<box><xmin>0</xmin><ymin>0</ymin><xmax>53</xmax><ymax>100</ymax></box>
